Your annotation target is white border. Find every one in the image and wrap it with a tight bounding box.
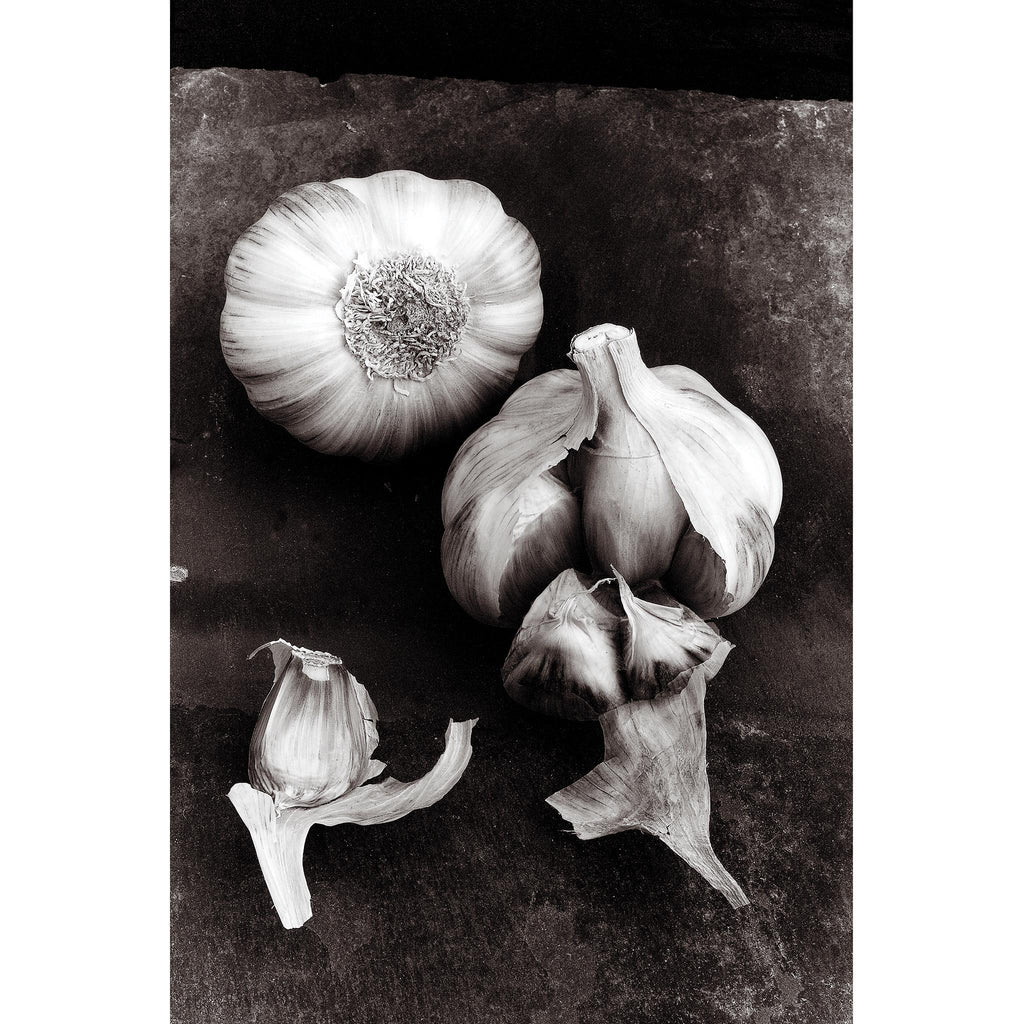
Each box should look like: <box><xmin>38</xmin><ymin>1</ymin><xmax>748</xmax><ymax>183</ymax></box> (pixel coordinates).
<box><xmin>5</xmin><ymin>1</ymin><xmax>1021</xmax><ymax>1019</ymax></box>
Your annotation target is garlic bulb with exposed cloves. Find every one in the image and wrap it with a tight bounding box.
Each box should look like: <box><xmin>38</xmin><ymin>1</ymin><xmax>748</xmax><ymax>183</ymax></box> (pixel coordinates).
<box><xmin>221</xmin><ymin>170</ymin><xmax>543</xmax><ymax>460</ymax></box>
<box><xmin>229</xmin><ymin>640</ymin><xmax>476</xmax><ymax>928</ymax></box>
<box><xmin>442</xmin><ymin>323</ymin><xmax>782</xmax><ymax>626</ymax></box>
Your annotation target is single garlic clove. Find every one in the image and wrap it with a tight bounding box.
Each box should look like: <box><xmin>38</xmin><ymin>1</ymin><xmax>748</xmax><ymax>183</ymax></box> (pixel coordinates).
<box><xmin>594</xmin><ymin>327</ymin><xmax>778</xmax><ymax>616</ymax></box>
<box><xmin>230</xmin><ymin>639</ymin><xmax>477</xmax><ymax>929</ymax></box>
<box><xmin>569</xmin><ymin>444</ymin><xmax>689</xmax><ymax>583</ymax></box>
<box><xmin>652</xmin><ymin>364</ymin><xmax>782</xmax><ymax>525</ymax></box>
<box><xmin>501</xmin><ymin>569</ymin><xmax>625</xmax><ymax>720</ymax></box>
<box><xmin>614</xmin><ymin>572</ymin><xmax>734</xmax><ymax>701</ymax></box>
<box><xmin>247</xmin><ymin>640</ymin><xmax>380</xmax><ymax>810</ymax></box>
<box><xmin>546</xmin><ymin>680</ymin><xmax>749</xmax><ymax>909</ymax></box>
<box><xmin>441</xmin><ymin>370</ymin><xmax>594</xmax><ymax>626</ymax></box>
<box><xmin>566</xmin><ymin>325</ymin><xmax>690</xmax><ymax>583</ymax></box>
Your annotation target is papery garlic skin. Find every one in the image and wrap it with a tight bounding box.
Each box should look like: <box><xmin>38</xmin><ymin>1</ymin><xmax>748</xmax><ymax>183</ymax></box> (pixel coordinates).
<box><xmin>615</xmin><ymin>573</ymin><xmax>733</xmax><ymax>701</ymax></box>
<box><xmin>501</xmin><ymin>569</ymin><xmax>625</xmax><ymax>720</ymax></box>
<box><xmin>546</xmin><ymin>682</ymin><xmax>749</xmax><ymax>909</ymax></box>
<box><xmin>441</xmin><ymin>324</ymin><xmax>782</xmax><ymax>626</ymax></box>
<box><xmin>501</xmin><ymin>568</ymin><xmax>732</xmax><ymax>719</ymax></box>
<box><xmin>220</xmin><ymin>171</ymin><xmax>543</xmax><ymax>460</ymax></box>
<box><xmin>248</xmin><ymin>640</ymin><xmax>383</xmax><ymax>810</ymax></box>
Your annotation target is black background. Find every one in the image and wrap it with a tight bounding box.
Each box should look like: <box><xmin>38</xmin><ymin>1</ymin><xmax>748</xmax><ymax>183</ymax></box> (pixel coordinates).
<box><xmin>171</xmin><ymin>0</ymin><xmax>852</xmax><ymax>100</ymax></box>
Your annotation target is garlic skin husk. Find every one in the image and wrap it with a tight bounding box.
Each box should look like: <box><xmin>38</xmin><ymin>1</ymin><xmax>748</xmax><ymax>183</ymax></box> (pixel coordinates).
<box><xmin>501</xmin><ymin>569</ymin><xmax>625</xmax><ymax>720</ymax></box>
<box><xmin>615</xmin><ymin>571</ymin><xmax>734</xmax><ymax>701</ymax></box>
<box><xmin>501</xmin><ymin>568</ymin><xmax>733</xmax><ymax>718</ymax></box>
<box><xmin>229</xmin><ymin>639</ymin><xmax>477</xmax><ymax>928</ymax></box>
<box><xmin>441</xmin><ymin>323</ymin><xmax>781</xmax><ymax>625</ymax></box>
<box><xmin>547</xmin><ymin>682</ymin><xmax>749</xmax><ymax>909</ymax></box>
<box><xmin>220</xmin><ymin>171</ymin><xmax>543</xmax><ymax>460</ymax></box>
<box><xmin>247</xmin><ymin>640</ymin><xmax>383</xmax><ymax>810</ymax></box>
<box><xmin>503</xmin><ymin>571</ymin><xmax>745</xmax><ymax>906</ymax></box>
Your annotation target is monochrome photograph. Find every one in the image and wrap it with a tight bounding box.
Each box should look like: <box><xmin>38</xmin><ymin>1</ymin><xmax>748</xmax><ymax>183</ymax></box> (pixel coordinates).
<box><xmin>170</xmin><ymin>3</ymin><xmax>852</xmax><ymax>1020</ymax></box>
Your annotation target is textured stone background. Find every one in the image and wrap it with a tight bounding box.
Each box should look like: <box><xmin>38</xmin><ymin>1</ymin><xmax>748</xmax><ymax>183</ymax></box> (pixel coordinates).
<box><xmin>171</xmin><ymin>69</ymin><xmax>851</xmax><ymax>1024</ymax></box>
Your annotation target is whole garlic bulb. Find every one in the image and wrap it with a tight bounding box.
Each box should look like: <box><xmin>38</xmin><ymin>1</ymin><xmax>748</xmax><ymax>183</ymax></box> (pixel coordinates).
<box><xmin>441</xmin><ymin>323</ymin><xmax>782</xmax><ymax>626</ymax></box>
<box><xmin>220</xmin><ymin>170</ymin><xmax>543</xmax><ymax>460</ymax></box>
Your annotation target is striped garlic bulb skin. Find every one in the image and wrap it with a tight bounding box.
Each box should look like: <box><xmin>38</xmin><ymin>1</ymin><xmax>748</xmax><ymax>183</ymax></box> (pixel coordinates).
<box><xmin>220</xmin><ymin>171</ymin><xmax>543</xmax><ymax>460</ymax></box>
<box><xmin>441</xmin><ymin>325</ymin><xmax>782</xmax><ymax>627</ymax></box>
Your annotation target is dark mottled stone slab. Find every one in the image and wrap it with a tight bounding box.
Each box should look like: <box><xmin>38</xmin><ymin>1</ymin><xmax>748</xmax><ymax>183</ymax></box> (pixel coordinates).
<box><xmin>171</xmin><ymin>69</ymin><xmax>851</xmax><ymax>1023</ymax></box>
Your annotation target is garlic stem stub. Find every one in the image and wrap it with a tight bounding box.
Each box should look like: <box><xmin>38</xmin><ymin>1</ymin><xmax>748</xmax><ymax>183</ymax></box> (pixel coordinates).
<box><xmin>229</xmin><ymin>639</ymin><xmax>476</xmax><ymax>929</ymax></box>
<box><xmin>220</xmin><ymin>171</ymin><xmax>544</xmax><ymax>460</ymax></box>
<box><xmin>442</xmin><ymin>324</ymin><xmax>782</xmax><ymax>626</ymax></box>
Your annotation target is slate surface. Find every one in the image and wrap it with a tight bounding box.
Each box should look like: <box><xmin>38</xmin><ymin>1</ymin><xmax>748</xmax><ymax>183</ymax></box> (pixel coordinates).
<box><xmin>171</xmin><ymin>69</ymin><xmax>852</xmax><ymax>1024</ymax></box>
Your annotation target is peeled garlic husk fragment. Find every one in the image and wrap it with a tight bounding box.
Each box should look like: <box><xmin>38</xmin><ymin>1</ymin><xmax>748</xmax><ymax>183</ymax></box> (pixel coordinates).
<box><xmin>228</xmin><ymin>639</ymin><xmax>476</xmax><ymax>928</ymax></box>
<box><xmin>501</xmin><ymin>568</ymin><xmax>732</xmax><ymax>719</ymax></box>
<box><xmin>502</xmin><ymin>570</ymin><xmax>743</xmax><ymax>903</ymax></box>
<box><xmin>220</xmin><ymin>170</ymin><xmax>543</xmax><ymax>460</ymax></box>
<box><xmin>441</xmin><ymin>323</ymin><xmax>781</xmax><ymax>625</ymax></box>
<box><xmin>547</xmin><ymin>680</ymin><xmax>749</xmax><ymax>909</ymax></box>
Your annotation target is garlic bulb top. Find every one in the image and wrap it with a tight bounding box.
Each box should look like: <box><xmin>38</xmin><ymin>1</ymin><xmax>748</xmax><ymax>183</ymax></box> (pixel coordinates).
<box><xmin>221</xmin><ymin>171</ymin><xmax>544</xmax><ymax>460</ymax></box>
<box><xmin>442</xmin><ymin>323</ymin><xmax>782</xmax><ymax>626</ymax></box>
<box><xmin>247</xmin><ymin>640</ymin><xmax>383</xmax><ymax>809</ymax></box>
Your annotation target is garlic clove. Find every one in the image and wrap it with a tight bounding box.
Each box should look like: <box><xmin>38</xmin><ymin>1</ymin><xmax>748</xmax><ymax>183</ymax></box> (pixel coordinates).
<box><xmin>566</xmin><ymin>328</ymin><xmax>689</xmax><ymax>586</ymax></box>
<box><xmin>331</xmin><ymin>169</ymin><xmax>450</xmax><ymax>255</ymax></box>
<box><xmin>230</xmin><ymin>640</ymin><xmax>477</xmax><ymax>929</ymax></box>
<box><xmin>614</xmin><ymin>572</ymin><xmax>733</xmax><ymax>701</ymax></box>
<box><xmin>652</xmin><ymin>365</ymin><xmax>782</xmax><ymax>525</ymax></box>
<box><xmin>501</xmin><ymin>569</ymin><xmax>625</xmax><ymax>720</ymax></box>
<box><xmin>247</xmin><ymin>640</ymin><xmax>379</xmax><ymax>810</ymax></box>
<box><xmin>441</xmin><ymin>370</ymin><xmax>594</xmax><ymax>626</ymax></box>
<box><xmin>546</xmin><ymin>682</ymin><xmax>749</xmax><ymax>909</ymax></box>
<box><xmin>569</xmin><ymin>443</ymin><xmax>689</xmax><ymax>583</ymax></box>
<box><xmin>441</xmin><ymin>368</ymin><xmax>583</xmax><ymax>526</ymax></box>
<box><xmin>601</xmin><ymin>329</ymin><xmax>777</xmax><ymax>617</ymax></box>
